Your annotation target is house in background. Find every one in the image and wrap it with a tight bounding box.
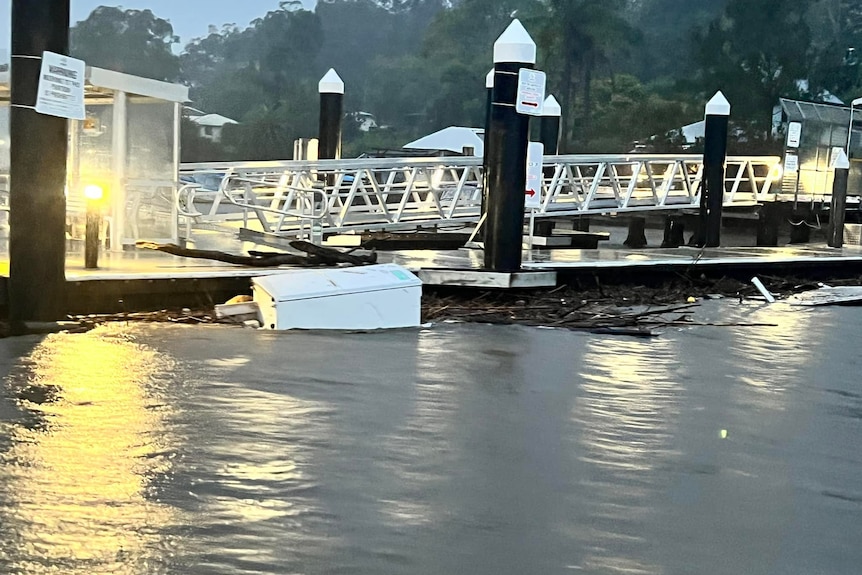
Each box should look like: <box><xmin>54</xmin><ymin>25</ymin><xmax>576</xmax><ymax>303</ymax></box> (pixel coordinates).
<box><xmin>347</xmin><ymin>111</ymin><xmax>379</xmax><ymax>132</ymax></box>
<box><xmin>403</xmin><ymin>126</ymin><xmax>485</xmax><ymax>157</ymax></box>
<box><xmin>184</xmin><ymin>106</ymin><xmax>238</xmax><ymax>143</ymax></box>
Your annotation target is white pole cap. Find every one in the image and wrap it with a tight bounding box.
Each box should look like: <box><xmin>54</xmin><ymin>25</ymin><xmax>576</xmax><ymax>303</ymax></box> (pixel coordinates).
<box><xmin>319</xmin><ymin>68</ymin><xmax>344</xmax><ymax>94</ymax></box>
<box><xmin>832</xmin><ymin>149</ymin><xmax>851</xmax><ymax>169</ymax></box>
<box><xmin>486</xmin><ymin>68</ymin><xmax>494</xmax><ymax>89</ymax></box>
<box><xmin>705</xmin><ymin>91</ymin><xmax>731</xmax><ymax>116</ymax></box>
<box><xmin>493</xmin><ymin>19</ymin><xmax>537</xmax><ymax>64</ymax></box>
<box><xmin>541</xmin><ymin>95</ymin><xmax>562</xmax><ymax>117</ymax></box>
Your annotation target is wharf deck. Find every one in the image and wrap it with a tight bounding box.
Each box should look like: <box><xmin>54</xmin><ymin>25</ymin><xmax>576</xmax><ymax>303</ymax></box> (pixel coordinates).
<box><xmin>2</xmin><ymin>237</ymin><xmax>862</xmax><ymax>314</ymax></box>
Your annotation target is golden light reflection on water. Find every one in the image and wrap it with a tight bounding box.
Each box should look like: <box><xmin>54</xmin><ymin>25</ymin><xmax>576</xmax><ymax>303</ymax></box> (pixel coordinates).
<box><xmin>376</xmin><ymin>329</ymin><xmax>453</xmax><ymax>529</ymax></box>
<box><xmin>725</xmin><ymin>304</ymin><xmax>824</xmax><ymax>410</ymax></box>
<box><xmin>0</xmin><ymin>325</ymin><xmax>179</xmax><ymax>574</ymax></box>
<box><xmin>187</xmin><ymin>356</ymin><xmax>333</xmax><ymax>564</ymax></box>
<box><xmin>572</xmin><ymin>336</ymin><xmax>681</xmax><ymax>575</ymax></box>
<box><xmin>576</xmin><ymin>337</ymin><xmax>680</xmax><ymax>474</ymax></box>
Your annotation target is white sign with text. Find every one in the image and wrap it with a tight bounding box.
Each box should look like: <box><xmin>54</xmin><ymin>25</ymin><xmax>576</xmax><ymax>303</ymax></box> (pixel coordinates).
<box><xmin>516</xmin><ymin>69</ymin><xmax>546</xmax><ymax>116</ymax></box>
<box><xmin>35</xmin><ymin>51</ymin><xmax>85</xmax><ymax>120</ymax></box>
<box><xmin>525</xmin><ymin>142</ymin><xmax>544</xmax><ymax>209</ymax></box>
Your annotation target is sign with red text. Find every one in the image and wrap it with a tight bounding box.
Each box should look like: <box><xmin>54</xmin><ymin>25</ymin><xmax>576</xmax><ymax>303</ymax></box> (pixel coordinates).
<box><xmin>516</xmin><ymin>69</ymin><xmax>546</xmax><ymax>116</ymax></box>
<box><xmin>525</xmin><ymin>142</ymin><xmax>544</xmax><ymax>209</ymax></box>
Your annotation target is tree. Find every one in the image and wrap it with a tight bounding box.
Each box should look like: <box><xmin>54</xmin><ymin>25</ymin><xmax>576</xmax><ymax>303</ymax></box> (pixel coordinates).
<box><xmin>693</xmin><ymin>0</ymin><xmax>814</xmax><ymax>132</ymax></box>
<box><xmin>71</xmin><ymin>7</ymin><xmax>180</xmax><ymax>81</ymax></box>
<box><xmin>535</xmin><ymin>0</ymin><xmax>639</xmax><ymax>150</ymax></box>
<box><xmin>806</xmin><ymin>0</ymin><xmax>862</xmax><ymax>100</ymax></box>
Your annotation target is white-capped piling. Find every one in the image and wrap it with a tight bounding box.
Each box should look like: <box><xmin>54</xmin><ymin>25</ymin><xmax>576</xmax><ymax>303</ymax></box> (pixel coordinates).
<box><xmin>318</xmin><ymin>69</ymin><xmax>344</xmax><ymax>161</ymax></box>
<box><xmin>484</xmin><ymin>20</ymin><xmax>536</xmax><ymax>271</ymax></box>
<box><xmin>828</xmin><ymin>150</ymin><xmax>851</xmax><ymax>248</ymax></box>
<box><xmin>700</xmin><ymin>91</ymin><xmax>731</xmax><ymax>247</ymax></box>
<box><xmin>539</xmin><ymin>95</ymin><xmax>562</xmax><ymax>155</ymax></box>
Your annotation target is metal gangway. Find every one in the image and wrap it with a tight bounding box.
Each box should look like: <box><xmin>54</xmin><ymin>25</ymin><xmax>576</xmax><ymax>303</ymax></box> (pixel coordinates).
<box><xmin>177</xmin><ymin>154</ymin><xmax>782</xmax><ymax>240</ymax></box>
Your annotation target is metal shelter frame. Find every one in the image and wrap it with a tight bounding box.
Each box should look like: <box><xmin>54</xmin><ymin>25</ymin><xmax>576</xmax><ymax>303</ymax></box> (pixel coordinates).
<box><xmin>1</xmin><ymin>66</ymin><xmax>188</xmax><ymax>250</ymax></box>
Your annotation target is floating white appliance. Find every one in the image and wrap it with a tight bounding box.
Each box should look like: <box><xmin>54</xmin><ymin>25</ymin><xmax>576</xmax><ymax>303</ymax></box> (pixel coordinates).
<box><xmin>252</xmin><ymin>264</ymin><xmax>422</xmax><ymax>330</ymax></box>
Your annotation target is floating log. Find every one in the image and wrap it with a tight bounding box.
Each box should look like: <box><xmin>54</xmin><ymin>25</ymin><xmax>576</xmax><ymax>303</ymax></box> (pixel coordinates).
<box><xmin>136</xmin><ymin>241</ymin><xmax>376</xmax><ymax>267</ymax></box>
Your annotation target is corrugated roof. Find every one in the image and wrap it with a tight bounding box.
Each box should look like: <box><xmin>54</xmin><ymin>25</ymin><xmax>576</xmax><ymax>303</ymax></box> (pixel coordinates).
<box><xmin>780</xmin><ymin>98</ymin><xmax>851</xmax><ymax>125</ymax></box>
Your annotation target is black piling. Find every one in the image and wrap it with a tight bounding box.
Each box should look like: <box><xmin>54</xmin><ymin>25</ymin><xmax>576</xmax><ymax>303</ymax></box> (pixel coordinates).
<box><xmin>484</xmin><ymin>20</ymin><xmax>536</xmax><ymax>272</ymax></box>
<box><xmin>756</xmin><ymin>202</ymin><xmax>782</xmax><ymax>246</ymax></box>
<box><xmin>828</xmin><ymin>150</ymin><xmax>850</xmax><ymax>248</ymax></box>
<box><xmin>539</xmin><ymin>95</ymin><xmax>561</xmax><ymax>155</ymax></box>
<box><xmin>789</xmin><ymin>205</ymin><xmax>813</xmax><ymax>244</ymax></box>
<box><xmin>661</xmin><ymin>216</ymin><xmax>685</xmax><ymax>248</ymax></box>
<box><xmin>318</xmin><ymin>69</ymin><xmax>344</xmax><ymax>161</ymax></box>
<box><xmin>624</xmin><ymin>217</ymin><xmax>648</xmax><ymax>248</ymax></box>
<box><xmin>9</xmin><ymin>0</ymin><xmax>70</xmax><ymax>322</ymax></box>
<box><xmin>700</xmin><ymin>91</ymin><xmax>730</xmax><ymax>248</ymax></box>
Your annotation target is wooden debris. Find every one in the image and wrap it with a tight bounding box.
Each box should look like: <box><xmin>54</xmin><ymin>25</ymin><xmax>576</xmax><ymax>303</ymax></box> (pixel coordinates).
<box><xmin>136</xmin><ymin>241</ymin><xmax>377</xmax><ymax>267</ymax></box>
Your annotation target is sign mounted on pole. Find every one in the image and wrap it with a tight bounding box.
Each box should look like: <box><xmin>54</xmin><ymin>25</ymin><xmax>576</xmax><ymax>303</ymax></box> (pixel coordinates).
<box><xmin>516</xmin><ymin>68</ymin><xmax>546</xmax><ymax>116</ymax></box>
<box><xmin>525</xmin><ymin>142</ymin><xmax>543</xmax><ymax>209</ymax></box>
<box><xmin>787</xmin><ymin>122</ymin><xmax>802</xmax><ymax>148</ymax></box>
<box><xmin>35</xmin><ymin>51</ymin><xmax>85</xmax><ymax>120</ymax></box>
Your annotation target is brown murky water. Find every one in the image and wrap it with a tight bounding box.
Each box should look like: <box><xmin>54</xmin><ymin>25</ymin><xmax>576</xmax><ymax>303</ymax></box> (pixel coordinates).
<box><xmin>0</xmin><ymin>300</ymin><xmax>860</xmax><ymax>574</ymax></box>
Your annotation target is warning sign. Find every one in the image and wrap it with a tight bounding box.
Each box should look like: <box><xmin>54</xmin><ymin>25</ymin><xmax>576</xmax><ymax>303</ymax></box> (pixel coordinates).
<box><xmin>35</xmin><ymin>51</ymin><xmax>85</xmax><ymax>120</ymax></box>
<box><xmin>516</xmin><ymin>69</ymin><xmax>546</xmax><ymax>116</ymax></box>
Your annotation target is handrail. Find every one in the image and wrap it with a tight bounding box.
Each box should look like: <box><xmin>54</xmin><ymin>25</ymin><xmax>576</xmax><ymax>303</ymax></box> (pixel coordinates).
<box><xmin>177</xmin><ymin>154</ymin><xmax>782</xmax><ymax>238</ymax></box>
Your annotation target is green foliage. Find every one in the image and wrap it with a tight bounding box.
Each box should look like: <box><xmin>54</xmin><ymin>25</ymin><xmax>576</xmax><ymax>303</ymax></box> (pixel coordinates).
<box><xmin>71</xmin><ymin>0</ymin><xmax>862</xmax><ymax>159</ymax></box>
<box><xmin>71</xmin><ymin>7</ymin><xmax>180</xmax><ymax>81</ymax></box>
<box><xmin>693</xmin><ymin>0</ymin><xmax>813</xmax><ymax>131</ymax></box>
<box><xmin>805</xmin><ymin>0</ymin><xmax>862</xmax><ymax>100</ymax></box>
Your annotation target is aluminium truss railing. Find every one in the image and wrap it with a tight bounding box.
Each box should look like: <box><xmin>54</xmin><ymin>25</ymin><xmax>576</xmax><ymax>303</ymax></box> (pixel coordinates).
<box><xmin>177</xmin><ymin>154</ymin><xmax>781</xmax><ymax>239</ymax></box>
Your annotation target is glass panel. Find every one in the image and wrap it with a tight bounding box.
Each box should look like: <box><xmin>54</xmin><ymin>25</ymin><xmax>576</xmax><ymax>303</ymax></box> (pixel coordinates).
<box><xmin>0</xmin><ymin>103</ymin><xmax>9</xmax><ymax>173</ymax></box>
<box><xmin>0</xmin><ymin>103</ymin><xmax>9</xmax><ymax>240</ymax></box>
<box><xmin>69</xmin><ymin>102</ymin><xmax>114</xmax><ymax>215</ymax></box>
<box><xmin>124</xmin><ymin>97</ymin><xmax>176</xmax><ymax>241</ymax></box>
<box><xmin>126</xmin><ymin>97</ymin><xmax>173</xmax><ymax>180</ymax></box>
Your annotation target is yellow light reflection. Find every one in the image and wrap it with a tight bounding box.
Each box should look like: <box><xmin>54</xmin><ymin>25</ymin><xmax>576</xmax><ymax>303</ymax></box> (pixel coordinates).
<box><xmin>725</xmin><ymin>302</ymin><xmax>822</xmax><ymax>411</ymax></box>
<box><xmin>572</xmin><ymin>336</ymin><xmax>680</xmax><ymax>574</ymax></box>
<box><xmin>1</xmin><ymin>324</ymin><xmax>179</xmax><ymax>574</ymax></box>
<box><xmin>84</xmin><ymin>183</ymin><xmax>104</xmax><ymax>201</ymax></box>
<box><xmin>377</xmin><ymin>329</ymin><xmax>456</xmax><ymax>529</ymax></box>
<box><xmin>576</xmin><ymin>338</ymin><xmax>680</xmax><ymax>473</ymax></box>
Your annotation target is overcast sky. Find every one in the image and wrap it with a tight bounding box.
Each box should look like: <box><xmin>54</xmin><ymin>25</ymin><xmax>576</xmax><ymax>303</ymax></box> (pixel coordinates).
<box><xmin>1</xmin><ymin>0</ymin><xmax>318</xmax><ymax>57</ymax></box>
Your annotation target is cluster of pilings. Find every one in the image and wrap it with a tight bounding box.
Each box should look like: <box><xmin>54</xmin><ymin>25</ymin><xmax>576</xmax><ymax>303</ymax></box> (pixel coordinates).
<box><xmin>6</xmin><ymin>6</ymin><xmax>854</xmax><ymax>324</ymax></box>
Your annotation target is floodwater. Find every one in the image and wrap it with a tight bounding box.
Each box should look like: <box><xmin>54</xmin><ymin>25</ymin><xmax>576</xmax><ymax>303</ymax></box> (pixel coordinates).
<box><xmin>0</xmin><ymin>300</ymin><xmax>860</xmax><ymax>575</ymax></box>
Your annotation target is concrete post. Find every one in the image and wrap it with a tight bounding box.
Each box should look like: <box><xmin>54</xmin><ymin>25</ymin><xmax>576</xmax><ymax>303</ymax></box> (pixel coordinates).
<box><xmin>700</xmin><ymin>91</ymin><xmax>731</xmax><ymax>247</ymax></box>
<box><xmin>484</xmin><ymin>20</ymin><xmax>536</xmax><ymax>271</ymax></box>
<box><xmin>539</xmin><ymin>95</ymin><xmax>561</xmax><ymax>155</ymax></box>
<box><xmin>318</xmin><ymin>69</ymin><xmax>344</xmax><ymax>161</ymax></box>
<box><xmin>828</xmin><ymin>150</ymin><xmax>850</xmax><ymax>248</ymax></box>
<box><xmin>9</xmin><ymin>0</ymin><xmax>70</xmax><ymax>322</ymax></box>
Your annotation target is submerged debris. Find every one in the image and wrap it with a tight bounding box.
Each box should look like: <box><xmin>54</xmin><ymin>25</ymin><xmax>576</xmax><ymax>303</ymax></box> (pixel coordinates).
<box><xmin>2</xmin><ymin>273</ymin><xmax>859</xmax><ymax>338</ymax></box>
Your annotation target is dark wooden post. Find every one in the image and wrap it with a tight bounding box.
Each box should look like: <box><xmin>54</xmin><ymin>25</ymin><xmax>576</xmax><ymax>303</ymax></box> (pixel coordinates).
<box><xmin>9</xmin><ymin>0</ymin><xmax>70</xmax><ymax>322</ymax></box>
<box><xmin>484</xmin><ymin>20</ymin><xmax>536</xmax><ymax>272</ymax></box>
<box><xmin>84</xmin><ymin>185</ymin><xmax>103</xmax><ymax>268</ymax></box>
